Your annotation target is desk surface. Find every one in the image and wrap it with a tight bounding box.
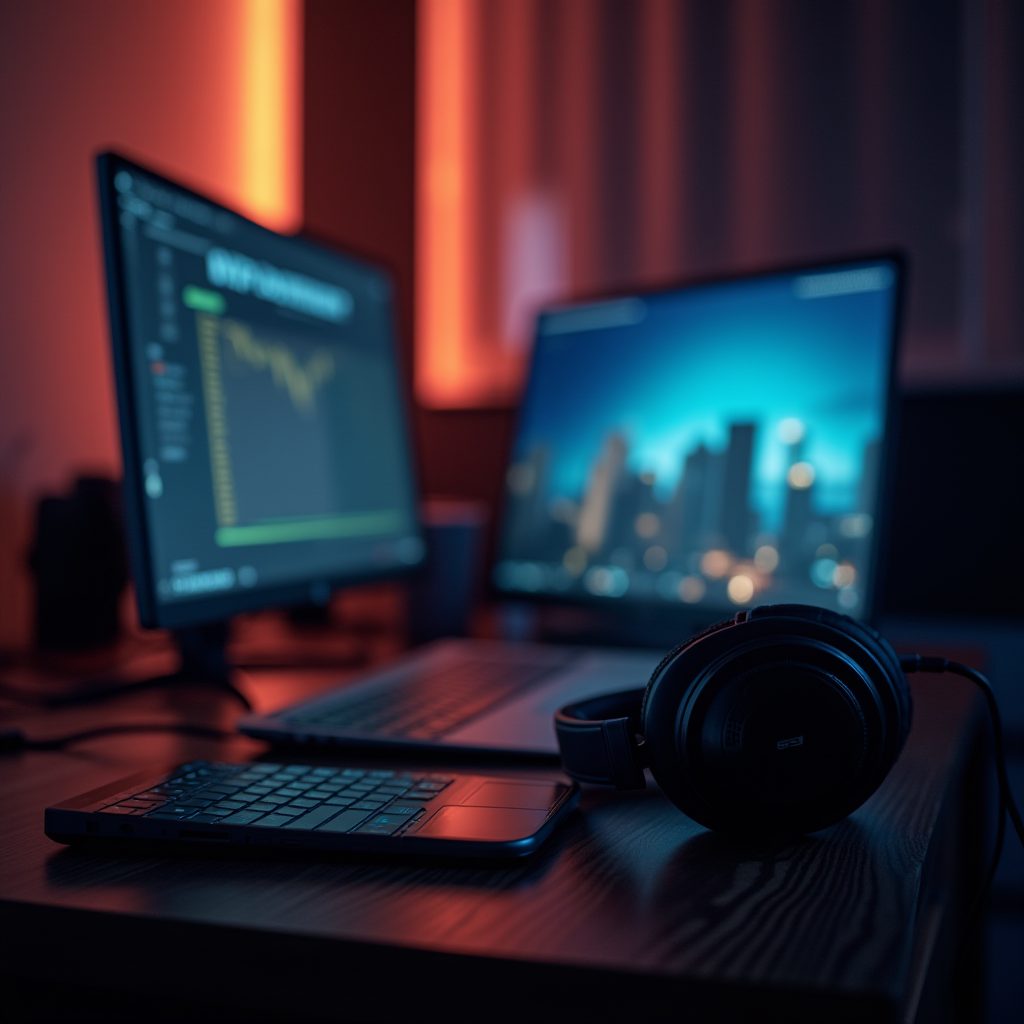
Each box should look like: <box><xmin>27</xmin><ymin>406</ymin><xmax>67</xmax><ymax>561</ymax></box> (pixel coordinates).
<box><xmin>0</xmin><ymin>640</ymin><xmax>982</xmax><ymax>1023</ymax></box>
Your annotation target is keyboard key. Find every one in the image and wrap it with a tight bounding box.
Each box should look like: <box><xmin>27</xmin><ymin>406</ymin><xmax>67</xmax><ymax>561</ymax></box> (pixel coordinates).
<box><xmin>218</xmin><ymin>809</ymin><xmax>266</xmax><ymax>825</ymax></box>
<box><xmin>404</xmin><ymin>791</ymin><xmax>440</xmax><ymax>802</ymax></box>
<box><xmin>277</xmin><ymin>788</ymin><xmax>304</xmax><ymax>798</ymax></box>
<box><xmin>179</xmin><ymin>798</ymin><xmax>214</xmax><ymax>809</ymax></box>
<box><xmin>289</xmin><ymin>798</ymin><xmax>319</xmax><ymax>809</ymax></box>
<box><xmin>351</xmin><ymin>800</ymin><xmax>386</xmax><ymax>811</ymax></box>
<box><xmin>246</xmin><ymin>802</ymin><xmax>279</xmax><ymax>813</ymax></box>
<box><xmin>283</xmin><ymin>805</ymin><xmax>343</xmax><ymax>830</ymax></box>
<box><xmin>209</xmin><ymin>800</ymin><xmax>246</xmax><ymax>812</ymax></box>
<box><xmin>103</xmin><ymin>804</ymin><xmax>140</xmax><ymax>815</ymax></box>
<box><xmin>311</xmin><ymin>767</ymin><xmax>338</xmax><ymax>776</ymax></box>
<box><xmin>188</xmin><ymin>813</ymin><xmax>227</xmax><ymax>824</ymax></box>
<box><xmin>315</xmin><ymin>809</ymin><xmax>373</xmax><ymax>833</ymax></box>
<box><xmin>387</xmin><ymin>804</ymin><xmax>429</xmax><ymax>816</ymax></box>
<box><xmin>355</xmin><ymin>812</ymin><xmax>418</xmax><ymax>835</ymax></box>
<box><xmin>368</xmin><ymin>770</ymin><xmax>395</xmax><ymax>778</ymax></box>
<box><xmin>250</xmin><ymin>813</ymin><xmax>297</xmax><ymax>828</ymax></box>
<box><xmin>324</xmin><ymin>796</ymin><xmax>354</xmax><ymax>807</ymax></box>
<box><xmin>262</xmin><ymin>795</ymin><xmax>291</xmax><ymax>806</ymax></box>
<box><xmin>151</xmin><ymin>804</ymin><xmax>199</xmax><ymax>817</ymax></box>
<box><xmin>305</xmin><ymin>789</ymin><xmax>335</xmax><ymax>800</ymax></box>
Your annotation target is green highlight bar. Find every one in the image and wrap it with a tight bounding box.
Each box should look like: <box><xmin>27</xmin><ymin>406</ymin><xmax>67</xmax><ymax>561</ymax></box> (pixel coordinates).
<box><xmin>182</xmin><ymin>286</ymin><xmax>226</xmax><ymax>314</ymax></box>
<box><xmin>215</xmin><ymin>510</ymin><xmax>405</xmax><ymax>547</ymax></box>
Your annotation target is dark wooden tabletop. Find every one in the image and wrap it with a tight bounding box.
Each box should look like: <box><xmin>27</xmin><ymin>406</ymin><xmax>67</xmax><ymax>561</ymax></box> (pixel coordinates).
<box><xmin>0</xmin><ymin>634</ymin><xmax>984</xmax><ymax>1024</ymax></box>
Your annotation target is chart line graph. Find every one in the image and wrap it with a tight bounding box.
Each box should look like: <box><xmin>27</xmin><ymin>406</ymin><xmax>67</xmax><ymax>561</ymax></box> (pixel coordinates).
<box><xmin>222</xmin><ymin>318</ymin><xmax>335</xmax><ymax>416</ymax></box>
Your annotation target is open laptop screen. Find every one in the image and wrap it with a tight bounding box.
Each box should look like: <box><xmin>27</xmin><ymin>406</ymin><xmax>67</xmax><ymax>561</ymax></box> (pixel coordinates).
<box><xmin>493</xmin><ymin>258</ymin><xmax>902</xmax><ymax>621</ymax></box>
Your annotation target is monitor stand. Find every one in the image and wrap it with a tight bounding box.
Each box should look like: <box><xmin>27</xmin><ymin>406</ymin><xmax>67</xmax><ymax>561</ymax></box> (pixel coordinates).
<box><xmin>48</xmin><ymin>621</ymin><xmax>252</xmax><ymax>711</ymax></box>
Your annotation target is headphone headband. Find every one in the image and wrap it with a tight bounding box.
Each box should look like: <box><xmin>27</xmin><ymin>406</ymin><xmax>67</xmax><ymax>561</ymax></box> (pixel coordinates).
<box><xmin>554</xmin><ymin>688</ymin><xmax>647</xmax><ymax>789</ymax></box>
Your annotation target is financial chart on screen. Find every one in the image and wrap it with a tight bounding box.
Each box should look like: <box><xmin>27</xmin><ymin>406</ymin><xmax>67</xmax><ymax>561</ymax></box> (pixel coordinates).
<box><xmin>109</xmin><ymin>160</ymin><xmax>421</xmax><ymax>612</ymax></box>
<box><xmin>493</xmin><ymin>262</ymin><xmax>899</xmax><ymax>618</ymax></box>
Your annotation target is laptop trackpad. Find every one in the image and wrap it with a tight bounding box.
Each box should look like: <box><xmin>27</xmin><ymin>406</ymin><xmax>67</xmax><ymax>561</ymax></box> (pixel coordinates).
<box><xmin>461</xmin><ymin>781</ymin><xmax>563</xmax><ymax>809</ymax></box>
<box><xmin>415</xmin><ymin>805</ymin><xmax>549</xmax><ymax>841</ymax></box>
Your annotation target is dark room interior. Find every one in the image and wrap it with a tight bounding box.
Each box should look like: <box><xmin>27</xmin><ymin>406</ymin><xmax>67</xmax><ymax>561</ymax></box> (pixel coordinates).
<box><xmin>1</xmin><ymin>2</ymin><xmax>1021</xmax><ymax>1022</ymax></box>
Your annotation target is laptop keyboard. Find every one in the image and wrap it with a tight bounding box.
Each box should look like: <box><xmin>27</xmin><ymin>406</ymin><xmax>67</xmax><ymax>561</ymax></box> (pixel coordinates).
<box><xmin>98</xmin><ymin>761</ymin><xmax>454</xmax><ymax>835</ymax></box>
<box><xmin>288</xmin><ymin>657</ymin><xmax>562</xmax><ymax>740</ymax></box>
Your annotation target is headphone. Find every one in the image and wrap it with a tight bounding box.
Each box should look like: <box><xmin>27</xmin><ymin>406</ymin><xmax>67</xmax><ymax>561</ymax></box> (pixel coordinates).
<box><xmin>555</xmin><ymin>604</ymin><xmax>913</xmax><ymax>837</ymax></box>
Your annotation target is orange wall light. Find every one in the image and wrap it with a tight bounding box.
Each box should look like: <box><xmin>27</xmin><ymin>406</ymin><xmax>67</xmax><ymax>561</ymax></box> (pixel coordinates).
<box><xmin>238</xmin><ymin>0</ymin><xmax>303</xmax><ymax>233</ymax></box>
<box><xmin>417</xmin><ymin>0</ymin><xmax>475</xmax><ymax>407</ymax></box>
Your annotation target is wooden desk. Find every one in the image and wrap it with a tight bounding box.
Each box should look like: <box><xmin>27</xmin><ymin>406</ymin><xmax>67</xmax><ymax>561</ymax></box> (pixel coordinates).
<box><xmin>0</xmin><ymin>654</ymin><xmax>985</xmax><ymax>1024</ymax></box>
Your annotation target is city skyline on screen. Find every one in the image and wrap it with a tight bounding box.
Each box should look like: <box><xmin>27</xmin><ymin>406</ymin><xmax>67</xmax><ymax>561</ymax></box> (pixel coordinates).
<box><xmin>494</xmin><ymin>262</ymin><xmax>899</xmax><ymax>615</ymax></box>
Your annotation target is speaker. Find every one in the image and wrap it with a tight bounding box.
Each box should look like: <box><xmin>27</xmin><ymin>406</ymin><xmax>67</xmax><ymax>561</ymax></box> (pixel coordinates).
<box><xmin>555</xmin><ymin>604</ymin><xmax>912</xmax><ymax>837</ymax></box>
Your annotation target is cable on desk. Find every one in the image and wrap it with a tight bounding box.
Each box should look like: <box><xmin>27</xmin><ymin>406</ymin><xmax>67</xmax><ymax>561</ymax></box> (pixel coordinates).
<box><xmin>900</xmin><ymin>655</ymin><xmax>1024</xmax><ymax>921</ymax></box>
<box><xmin>0</xmin><ymin>723</ymin><xmax>237</xmax><ymax>753</ymax></box>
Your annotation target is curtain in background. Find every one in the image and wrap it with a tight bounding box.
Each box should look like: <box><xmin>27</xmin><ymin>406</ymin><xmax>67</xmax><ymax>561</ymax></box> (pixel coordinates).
<box><xmin>416</xmin><ymin>0</ymin><xmax>1023</xmax><ymax>408</ymax></box>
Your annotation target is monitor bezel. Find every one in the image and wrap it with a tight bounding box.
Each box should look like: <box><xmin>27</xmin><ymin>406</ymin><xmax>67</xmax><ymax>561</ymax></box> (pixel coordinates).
<box><xmin>489</xmin><ymin>252</ymin><xmax>907</xmax><ymax>627</ymax></box>
<box><xmin>96</xmin><ymin>150</ymin><xmax>426</xmax><ymax>630</ymax></box>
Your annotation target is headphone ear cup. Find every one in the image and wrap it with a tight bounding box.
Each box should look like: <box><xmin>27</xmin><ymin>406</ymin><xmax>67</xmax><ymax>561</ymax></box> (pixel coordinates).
<box><xmin>641</xmin><ymin>606</ymin><xmax>913</xmax><ymax>837</ymax></box>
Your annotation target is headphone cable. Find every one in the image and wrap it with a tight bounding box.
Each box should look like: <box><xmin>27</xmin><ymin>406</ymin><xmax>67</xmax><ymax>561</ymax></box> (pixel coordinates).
<box><xmin>900</xmin><ymin>655</ymin><xmax>1024</xmax><ymax>923</ymax></box>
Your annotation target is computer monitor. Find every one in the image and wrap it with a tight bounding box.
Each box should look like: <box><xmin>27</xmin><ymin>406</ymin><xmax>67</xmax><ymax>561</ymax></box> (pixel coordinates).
<box><xmin>493</xmin><ymin>257</ymin><xmax>903</xmax><ymax>624</ymax></box>
<box><xmin>97</xmin><ymin>153</ymin><xmax>424</xmax><ymax>639</ymax></box>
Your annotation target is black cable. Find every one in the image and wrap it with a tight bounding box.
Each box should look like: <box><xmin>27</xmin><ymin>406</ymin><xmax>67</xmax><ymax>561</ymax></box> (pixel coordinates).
<box><xmin>0</xmin><ymin>722</ymin><xmax>237</xmax><ymax>752</ymax></box>
<box><xmin>900</xmin><ymin>655</ymin><xmax>1024</xmax><ymax>921</ymax></box>
<box><xmin>0</xmin><ymin>673</ymin><xmax>253</xmax><ymax>711</ymax></box>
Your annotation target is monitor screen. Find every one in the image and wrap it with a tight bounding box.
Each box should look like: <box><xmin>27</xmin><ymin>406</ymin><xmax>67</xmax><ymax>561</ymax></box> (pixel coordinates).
<box><xmin>98</xmin><ymin>154</ymin><xmax>423</xmax><ymax>628</ymax></box>
<box><xmin>493</xmin><ymin>259</ymin><xmax>902</xmax><ymax>620</ymax></box>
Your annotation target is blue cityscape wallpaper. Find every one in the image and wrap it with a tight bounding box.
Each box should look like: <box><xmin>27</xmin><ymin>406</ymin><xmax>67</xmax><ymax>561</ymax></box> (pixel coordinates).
<box><xmin>494</xmin><ymin>262</ymin><xmax>899</xmax><ymax>617</ymax></box>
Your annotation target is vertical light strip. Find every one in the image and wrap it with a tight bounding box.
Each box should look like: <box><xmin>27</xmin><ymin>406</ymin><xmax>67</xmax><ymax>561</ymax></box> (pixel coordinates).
<box><xmin>417</xmin><ymin>0</ymin><xmax>475</xmax><ymax>407</ymax></box>
<box><xmin>239</xmin><ymin>0</ymin><xmax>303</xmax><ymax>233</ymax></box>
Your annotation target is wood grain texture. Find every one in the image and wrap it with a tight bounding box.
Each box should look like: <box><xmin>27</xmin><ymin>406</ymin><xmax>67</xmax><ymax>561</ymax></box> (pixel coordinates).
<box><xmin>0</xmin><ymin>666</ymin><xmax>982</xmax><ymax>1023</ymax></box>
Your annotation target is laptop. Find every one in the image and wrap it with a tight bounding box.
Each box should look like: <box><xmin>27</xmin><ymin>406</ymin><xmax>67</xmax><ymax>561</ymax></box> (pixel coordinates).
<box><xmin>240</xmin><ymin>256</ymin><xmax>904</xmax><ymax>757</ymax></box>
